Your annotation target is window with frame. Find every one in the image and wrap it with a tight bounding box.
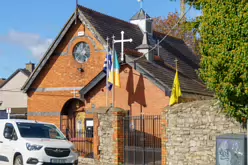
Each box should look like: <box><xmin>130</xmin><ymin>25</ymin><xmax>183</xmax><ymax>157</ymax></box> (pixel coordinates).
<box><xmin>3</xmin><ymin>123</ymin><xmax>18</xmax><ymax>140</ymax></box>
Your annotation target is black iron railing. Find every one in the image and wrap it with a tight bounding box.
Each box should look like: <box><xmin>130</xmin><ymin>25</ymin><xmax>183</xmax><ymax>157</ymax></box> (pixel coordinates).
<box><xmin>124</xmin><ymin>115</ymin><xmax>161</xmax><ymax>165</ymax></box>
<box><xmin>63</xmin><ymin>130</ymin><xmax>94</xmax><ymax>158</ymax></box>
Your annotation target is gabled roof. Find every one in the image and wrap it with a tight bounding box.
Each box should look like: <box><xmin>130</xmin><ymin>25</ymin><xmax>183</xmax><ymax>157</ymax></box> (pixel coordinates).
<box><xmin>22</xmin><ymin>5</ymin><xmax>211</xmax><ymax>97</ymax></box>
<box><xmin>22</xmin><ymin>5</ymin><xmax>143</xmax><ymax>92</ymax></box>
<box><xmin>22</xmin><ymin>13</ymin><xmax>77</xmax><ymax>92</ymax></box>
<box><xmin>79</xmin><ymin>50</ymin><xmax>212</xmax><ymax>98</ymax></box>
<box><xmin>77</xmin><ymin>5</ymin><xmax>143</xmax><ymax>53</ymax></box>
<box><xmin>126</xmin><ymin>55</ymin><xmax>212</xmax><ymax>96</ymax></box>
<box><xmin>80</xmin><ymin>71</ymin><xmax>106</xmax><ymax>97</ymax></box>
<box><xmin>0</xmin><ymin>69</ymin><xmax>31</xmax><ymax>88</ymax></box>
<box><xmin>130</xmin><ymin>8</ymin><xmax>151</xmax><ymax>20</ymax></box>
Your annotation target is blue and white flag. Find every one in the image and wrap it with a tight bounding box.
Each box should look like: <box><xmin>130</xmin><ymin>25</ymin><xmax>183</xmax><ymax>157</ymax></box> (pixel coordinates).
<box><xmin>103</xmin><ymin>53</ymin><xmax>113</xmax><ymax>91</ymax></box>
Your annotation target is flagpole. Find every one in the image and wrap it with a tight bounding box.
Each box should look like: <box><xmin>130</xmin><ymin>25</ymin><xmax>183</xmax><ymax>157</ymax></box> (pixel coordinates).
<box><xmin>175</xmin><ymin>58</ymin><xmax>178</xmax><ymax>71</ymax></box>
<box><xmin>112</xmin><ymin>35</ymin><xmax>115</xmax><ymax>108</ymax></box>
<box><xmin>175</xmin><ymin>58</ymin><xmax>179</xmax><ymax>103</ymax></box>
<box><xmin>106</xmin><ymin>37</ymin><xmax>109</xmax><ymax>107</ymax></box>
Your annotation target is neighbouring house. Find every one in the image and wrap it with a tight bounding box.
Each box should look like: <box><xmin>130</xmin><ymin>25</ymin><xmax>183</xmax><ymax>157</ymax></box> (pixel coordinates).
<box><xmin>0</xmin><ymin>62</ymin><xmax>35</xmax><ymax>119</ymax></box>
<box><xmin>0</xmin><ymin>79</ymin><xmax>5</xmax><ymax>86</ymax></box>
<box><xmin>21</xmin><ymin>5</ymin><xmax>212</xmax><ymax>153</ymax></box>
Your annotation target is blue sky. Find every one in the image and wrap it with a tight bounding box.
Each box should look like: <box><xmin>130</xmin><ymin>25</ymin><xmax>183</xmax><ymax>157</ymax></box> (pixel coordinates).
<box><xmin>0</xmin><ymin>0</ymin><xmax>201</xmax><ymax>78</ymax></box>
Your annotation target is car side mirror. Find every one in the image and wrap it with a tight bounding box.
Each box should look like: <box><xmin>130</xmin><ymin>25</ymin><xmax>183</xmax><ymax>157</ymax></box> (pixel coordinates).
<box><xmin>4</xmin><ymin>131</ymin><xmax>13</xmax><ymax>140</ymax></box>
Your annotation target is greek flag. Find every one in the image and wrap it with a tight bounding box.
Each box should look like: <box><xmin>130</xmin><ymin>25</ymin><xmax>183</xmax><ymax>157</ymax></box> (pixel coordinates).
<box><xmin>103</xmin><ymin>53</ymin><xmax>113</xmax><ymax>91</ymax></box>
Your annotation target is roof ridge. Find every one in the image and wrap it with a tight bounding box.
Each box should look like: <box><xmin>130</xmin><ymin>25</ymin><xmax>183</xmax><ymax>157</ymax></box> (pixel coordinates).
<box><xmin>78</xmin><ymin>5</ymin><xmax>139</xmax><ymax>29</ymax></box>
<box><xmin>153</xmin><ymin>31</ymin><xmax>184</xmax><ymax>42</ymax></box>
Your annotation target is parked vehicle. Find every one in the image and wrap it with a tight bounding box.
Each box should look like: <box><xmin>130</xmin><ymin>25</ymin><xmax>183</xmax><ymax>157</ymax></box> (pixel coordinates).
<box><xmin>0</xmin><ymin>119</ymin><xmax>78</xmax><ymax>165</ymax></box>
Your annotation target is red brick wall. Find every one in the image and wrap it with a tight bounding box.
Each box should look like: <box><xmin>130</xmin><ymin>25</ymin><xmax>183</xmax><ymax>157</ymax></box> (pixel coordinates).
<box><xmin>27</xmin><ymin>20</ymin><xmax>106</xmax><ymax>126</ymax></box>
<box><xmin>28</xmin><ymin>116</ymin><xmax>61</xmax><ymax>127</ymax></box>
<box><xmin>27</xmin><ymin>18</ymin><xmax>169</xmax><ymax>126</ymax></box>
<box><xmin>85</xmin><ymin>65</ymin><xmax>169</xmax><ymax>116</ymax></box>
<box><xmin>26</xmin><ymin>18</ymin><xmax>169</xmax><ymax>163</ymax></box>
<box><xmin>161</xmin><ymin>112</ymin><xmax>167</xmax><ymax>165</ymax></box>
<box><xmin>112</xmin><ymin>111</ymin><xmax>126</xmax><ymax>164</ymax></box>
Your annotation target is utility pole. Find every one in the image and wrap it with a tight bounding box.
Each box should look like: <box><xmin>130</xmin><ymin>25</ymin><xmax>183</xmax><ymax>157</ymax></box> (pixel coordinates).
<box><xmin>180</xmin><ymin>0</ymin><xmax>186</xmax><ymax>22</ymax></box>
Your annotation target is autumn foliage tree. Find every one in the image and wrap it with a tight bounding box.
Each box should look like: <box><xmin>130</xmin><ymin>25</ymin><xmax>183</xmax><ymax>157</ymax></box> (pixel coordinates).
<box><xmin>153</xmin><ymin>12</ymin><xmax>200</xmax><ymax>54</ymax></box>
<box><xmin>199</xmin><ymin>0</ymin><xmax>248</xmax><ymax>123</ymax></box>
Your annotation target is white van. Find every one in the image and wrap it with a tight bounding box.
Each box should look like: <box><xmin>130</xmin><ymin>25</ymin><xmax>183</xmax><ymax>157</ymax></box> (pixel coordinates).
<box><xmin>0</xmin><ymin>119</ymin><xmax>78</xmax><ymax>165</ymax></box>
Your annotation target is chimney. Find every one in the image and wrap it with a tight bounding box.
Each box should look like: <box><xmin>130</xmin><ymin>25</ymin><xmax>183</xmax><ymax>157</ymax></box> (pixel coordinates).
<box><xmin>130</xmin><ymin>8</ymin><xmax>153</xmax><ymax>35</ymax></box>
<box><xmin>136</xmin><ymin>32</ymin><xmax>153</xmax><ymax>61</ymax></box>
<box><xmin>26</xmin><ymin>62</ymin><xmax>35</xmax><ymax>73</ymax></box>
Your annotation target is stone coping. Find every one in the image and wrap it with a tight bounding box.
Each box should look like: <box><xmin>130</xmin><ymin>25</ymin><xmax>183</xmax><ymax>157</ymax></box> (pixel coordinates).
<box><xmin>86</xmin><ymin>106</ymin><xmax>127</xmax><ymax>114</ymax></box>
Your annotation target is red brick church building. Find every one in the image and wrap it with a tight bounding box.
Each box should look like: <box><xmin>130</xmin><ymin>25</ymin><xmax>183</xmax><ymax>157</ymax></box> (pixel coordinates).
<box><xmin>22</xmin><ymin>5</ymin><xmax>212</xmax><ymax>137</ymax></box>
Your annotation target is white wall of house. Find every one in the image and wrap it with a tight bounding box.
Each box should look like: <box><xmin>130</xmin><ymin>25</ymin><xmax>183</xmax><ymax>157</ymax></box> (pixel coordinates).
<box><xmin>0</xmin><ymin>71</ymin><xmax>28</xmax><ymax>110</ymax></box>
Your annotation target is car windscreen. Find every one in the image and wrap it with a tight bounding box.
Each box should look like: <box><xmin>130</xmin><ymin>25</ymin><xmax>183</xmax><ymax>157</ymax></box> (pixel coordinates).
<box><xmin>17</xmin><ymin>122</ymin><xmax>66</xmax><ymax>140</ymax></box>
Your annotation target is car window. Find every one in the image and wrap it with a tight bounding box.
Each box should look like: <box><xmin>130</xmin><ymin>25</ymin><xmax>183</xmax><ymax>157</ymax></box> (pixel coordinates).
<box><xmin>17</xmin><ymin>122</ymin><xmax>66</xmax><ymax>140</ymax></box>
<box><xmin>3</xmin><ymin>123</ymin><xmax>18</xmax><ymax>140</ymax></box>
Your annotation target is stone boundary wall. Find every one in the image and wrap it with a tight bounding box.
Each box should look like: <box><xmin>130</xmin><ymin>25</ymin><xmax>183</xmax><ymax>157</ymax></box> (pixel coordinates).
<box><xmin>98</xmin><ymin>111</ymin><xmax>115</xmax><ymax>164</ymax></box>
<box><xmin>79</xmin><ymin>107</ymin><xmax>126</xmax><ymax>165</ymax></box>
<box><xmin>161</xmin><ymin>100</ymin><xmax>246</xmax><ymax>165</ymax></box>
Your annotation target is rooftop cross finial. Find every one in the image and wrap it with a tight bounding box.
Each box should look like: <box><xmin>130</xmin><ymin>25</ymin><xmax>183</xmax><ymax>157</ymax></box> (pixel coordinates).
<box><xmin>75</xmin><ymin>0</ymin><xmax>78</xmax><ymax>24</ymax></box>
<box><xmin>138</xmin><ymin>0</ymin><xmax>143</xmax><ymax>9</ymax></box>
<box><xmin>174</xmin><ymin>58</ymin><xmax>178</xmax><ymax>71</ymax></box>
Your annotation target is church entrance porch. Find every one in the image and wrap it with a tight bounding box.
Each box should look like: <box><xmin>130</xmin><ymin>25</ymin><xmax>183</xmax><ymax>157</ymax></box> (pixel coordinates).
<box><xmin>60</xmin><ymin>98</ymin><xmax>93</xmax><ymax>158</ymax></box>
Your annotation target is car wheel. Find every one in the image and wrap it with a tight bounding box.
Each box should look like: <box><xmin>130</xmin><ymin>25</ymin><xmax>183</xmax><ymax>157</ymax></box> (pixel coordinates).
<box><xmin>14</xmin><ymin>155</ymin><xmax>23</xmax><ymax>165</ymax></box>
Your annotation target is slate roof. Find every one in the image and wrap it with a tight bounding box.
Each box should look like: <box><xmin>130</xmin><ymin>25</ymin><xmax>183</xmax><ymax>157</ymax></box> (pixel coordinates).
<box><xmin>22</xmin><ymin>5</ymin><xmax>211</xmax><ymax>97</ymax></box>
<box><xmin>0</xmin><ymin>69</ymin><xmax>31</xmax><ymax>88</ymax></box>
<box><xmin>78</xmin><ymin>5</ymin><xmax>144</xmax><ymax>53</ymax></box>
<box><xmin>126</xmin><ymin>55</ymin><xmax>212</xmax><ymax>96</ymax></box>
<box><xmin>78</xmin><ymin>5</ymin><xmax>211</xmax><ymax>96</ymax></box>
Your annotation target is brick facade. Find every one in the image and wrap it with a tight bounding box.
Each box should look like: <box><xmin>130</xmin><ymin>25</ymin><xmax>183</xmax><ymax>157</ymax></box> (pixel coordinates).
<box><xmin>26</xmin><ymin>17</ymin><xmax>170</xmax><ymax>163</ymax></box>
<box><xmin>84</xmin><ymin>65</ymin><xmax>170</xmax><ymax>116</ymax></box>
<box><xmin>112</xmin><ymin>110</ymin><xmax>126</xmax><ymax>164</ymax></box>
<box><xmin>161</xmin><ymin>111</ymin><xmax>167</xmax><ymax>165</ymax></box>
<box><xmin>27</xmin><ymin>19</ymin><xmax>170</xmax><ymax>125</ymax></box>
<box><xmin>27</xmin><ymin>20</ymin><xmax>106</xmax><ymax>126</ymax></box>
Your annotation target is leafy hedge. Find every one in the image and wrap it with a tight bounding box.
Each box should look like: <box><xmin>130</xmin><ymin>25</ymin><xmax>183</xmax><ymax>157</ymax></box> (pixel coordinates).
<box><xmin>199</xmin><ymin>0</ymin><xmax>248</xmax><ymax>123</ymax></box>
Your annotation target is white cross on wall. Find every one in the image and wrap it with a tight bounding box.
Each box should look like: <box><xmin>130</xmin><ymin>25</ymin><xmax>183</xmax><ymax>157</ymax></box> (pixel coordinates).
<box><xmin>71</xmin><ymin>89</ymin><xmax>78</xmax><ymax>98</ymax></box>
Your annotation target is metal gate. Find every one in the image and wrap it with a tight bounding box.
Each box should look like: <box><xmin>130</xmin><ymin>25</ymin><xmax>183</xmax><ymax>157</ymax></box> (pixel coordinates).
<box><xmin>124</xmin><ymin>115</ymin><xmax>161</xmax><ymax>165</ymax></box>
<box><xmin>60</xmin><ymin>114</ymin><xmax>93</xmax><ymax>158</ymax></box>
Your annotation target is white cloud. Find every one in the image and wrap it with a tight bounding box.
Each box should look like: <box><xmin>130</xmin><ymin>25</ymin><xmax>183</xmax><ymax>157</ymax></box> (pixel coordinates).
<box><xmin>0</xmin><ymin>30</ymin><xmax>53</xmax><ymax>59</ymax></box>
<box><xmin>188</xmin><ymin>8</ymin><xmax>202</xmax><ymax>18</ymax></box>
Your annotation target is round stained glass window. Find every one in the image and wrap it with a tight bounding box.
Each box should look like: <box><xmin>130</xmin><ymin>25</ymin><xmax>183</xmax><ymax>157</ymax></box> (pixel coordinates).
<box><xmin>73</xmin><ymin>42</ymin><xmax>91</xmax><ymax>63</ymax></box>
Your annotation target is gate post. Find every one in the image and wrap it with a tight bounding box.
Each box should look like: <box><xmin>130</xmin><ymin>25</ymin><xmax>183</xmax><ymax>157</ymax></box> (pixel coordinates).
<box><xmin>93</xmin><ymin>113</ymin><xmax>100</xmax><ymax>159</ymax></box>
<box><xmin>112</xmin><ymin>108</ymin><xmax>127</xmax><ymax>165</ymax></box>
<box><xmin>161</xmin><ymin>110</ymin><xmax>168</xmax><ymax>165</ymax></box>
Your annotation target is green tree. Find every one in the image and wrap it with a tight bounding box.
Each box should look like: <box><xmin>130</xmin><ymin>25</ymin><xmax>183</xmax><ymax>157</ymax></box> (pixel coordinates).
<box><xmin>199</xmin><ymin>0</ymin><xmax>248</xmax><ymax>123</ymax></box>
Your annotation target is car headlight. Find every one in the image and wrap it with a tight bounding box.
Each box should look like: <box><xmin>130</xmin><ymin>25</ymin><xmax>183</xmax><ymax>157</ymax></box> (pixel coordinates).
<box><xmin>70</xmin><ymin>145</ymin><xmax>78</xmax><ymax>153</ymax></box>
<box><xmin>26</xmin><ymin>143</ymin><xmax>43</xmax><ymax>151</ymax></box>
